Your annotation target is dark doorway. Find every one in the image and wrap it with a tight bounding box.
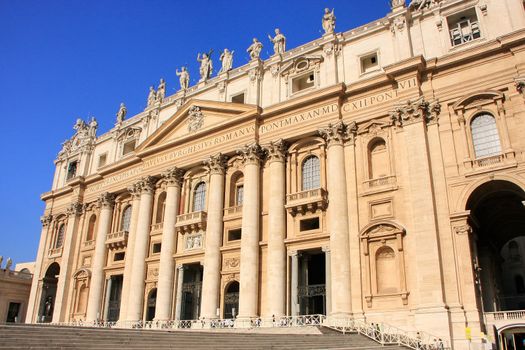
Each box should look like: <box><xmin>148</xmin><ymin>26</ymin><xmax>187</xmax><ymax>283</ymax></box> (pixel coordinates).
<box><xmin>6</xmin><ymin>302</ymin><xmax>21</xmax><ymax>323</ymax></box>
<box><xmin>146</xmin><ymin>288</ymin><xmax>157</xmax><ymax>321</ymax></box>
<box><xmin>181</xmin><ymin>264</ymin><xmax>202</xmax><ymax>320</ymax></box>
<box><xmin>224</xmin><ymin>281</ymin><xmax>239</xmax><ymax>319</ymax></box>
<box><xmin>298</xmin><ymin>251</ymin><xmax>326</xmax><ymax>315</ymax></box>
<box><xmin>38</xmin><ymin>262</ymin><xmax>60</xmax><ymax>322</ymax></box>
<box><xmin>107</xmin><ymin>275</ymin><xmax>123</xmax><ymax>322</ymax></box>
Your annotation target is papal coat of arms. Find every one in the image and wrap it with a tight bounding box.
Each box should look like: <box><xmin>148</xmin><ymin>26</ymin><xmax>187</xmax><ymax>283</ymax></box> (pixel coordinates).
<box><xmin>188</xmin><ymin>105</ymin><xmax>204</xmax><ymax>133</ymax></box>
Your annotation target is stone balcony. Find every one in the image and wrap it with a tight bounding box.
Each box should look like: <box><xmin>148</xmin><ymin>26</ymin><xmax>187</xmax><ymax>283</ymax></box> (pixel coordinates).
<box><xmin>175</xmin><ymin>211</ymin><xmax>207</xmax><ymax>233</ymax></box>
<box><xmin>48</xmin><ymin>247</ymin><xmax>63</xmax><ymax>258</ymax></box>
<box><xmin>285</xmin><ymin>188</ymin><xmax>328</xmax><ymax>216</ymax></box>
<box><xmin>150</xmin><ymin>222</ymin><xmax>164</xmax><ymax>235</ymax></box>
<box><xmin>105</xmin><ymin>230</ymin><xmax>128</xmax><ymax>249</ymax></box>
<box><xmin>362</xmin><ymin>175</ymin><xmax>397</xmax><ymax>194</ymax></box>
<box><xmin>223</xmin><ymin>205</ymin><xmax>243</xmax><ymax>220</ymax></box>
<box><xmin>466</xmin><ymin>152</ymin><xmax>517</xmax><ymax>175</ymax></box>
<box><xmin>82</xmin><ymin>240</ymin><xmax>95</xmax><ymax>251</ymax></box>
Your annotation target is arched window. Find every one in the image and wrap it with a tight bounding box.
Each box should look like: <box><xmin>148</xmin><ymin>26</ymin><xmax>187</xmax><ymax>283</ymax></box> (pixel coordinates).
<box><xmin>120</xmin><ymin>206</ymin><xmax>132</xmax><ymax>232</ymax></box>
<box><xmin>55</xmin><ymin>224</ymin><xmax>65</xmax><ymax>249</ymax></box>
<box><xmin>155</xmin><ymin>192</ymin><xmax>166</xmax><ymax>224</ymax></box>
<box><xmin>471</xmin><ymin>113</ymin><xmax>501</xmax><ymax>158</ymax></box>
<box><xmin>509</xmin><ymin>240</ymin><xmax>521</xmax><ymax>262</ymax></box>
<box><xmin>230</xmin><ymin>172</ymin><xmax>244</xmax><ymax>207</ymax></box>
<box><xmin>376</xmin><ymin>246</ymin><xmax>398</xmax><ymax>294</ymax></box>
<box><xmin>515</xmin><ymin>275</ymin><xmax>525</xmax><ymax>294</ymax></box>
<box><xmin>368</xmin><ymin>138</ymin><xmax>389</xmax><ymax>179</ymax></box>
<box><xmin>76</xmin><ymin>284</ymin><xmax>89</xmax><ymax>314</ymax></box>
<box><xmin>86</xmin><ymin>215</ymin><xmax>96</xmax><ymax>241</ymax></box>
<box><xmin>193</xmin><ymin>182</ymin><xmax>206</xmax><ymax>212</ymax></box>
<box><xmin>302</xmin><ymin>155</ymin><xmax>320</xmax><ymax>191</ymax></box>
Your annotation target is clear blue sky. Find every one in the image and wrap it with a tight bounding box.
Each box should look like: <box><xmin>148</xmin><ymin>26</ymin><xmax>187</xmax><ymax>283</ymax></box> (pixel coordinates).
<box><xmin>0</xmin><ymin>0</ymin><xmax>391</xmax><ymax>265</ymax></box>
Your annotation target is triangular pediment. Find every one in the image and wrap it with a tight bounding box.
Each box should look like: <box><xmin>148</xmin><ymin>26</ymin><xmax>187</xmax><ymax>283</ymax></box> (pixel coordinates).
<box><xmin>357</xmin><ymin>119</ymin><xmax>390</xmax><ymax>135</ymax></box>
<box><xmin>136</xmin><ymin>99</ymin><xmax>259</xmax><ymax>156</ymax></box>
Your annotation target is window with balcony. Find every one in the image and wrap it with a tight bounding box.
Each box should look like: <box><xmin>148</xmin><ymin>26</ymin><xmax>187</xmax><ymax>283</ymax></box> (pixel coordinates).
<box><xmin>193</xmin><ymin>182</ymin><xmax>206</xmax><ymax>212</ymax></box>
<box><xmin>471</xmin><ymin>113</ymin><xmax>501</xmax><ymax>159</ymax></box>
<box><xmin>86</xmin><ymin>215</ymin><xmax>96</xmax><ymax>241</ymax></box>
<box><xmin>120</xmin><ymin>205</ymin><xmax>132</xmax><ymax>232</ymax></box>
<box><xmin>302</xmin><ymin>155</ymin><xmax>320</xmax><ymax>191</ymax></box>
<box><xmin>448</xmin><ymin>9</ymin><xmax>481</xmax><ymax>47</ymax></box>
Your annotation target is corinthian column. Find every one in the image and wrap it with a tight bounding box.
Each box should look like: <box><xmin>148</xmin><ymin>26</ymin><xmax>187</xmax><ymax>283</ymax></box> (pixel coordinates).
<box><xmin>200</xmin><ymin>154</ymin><xmax>228</xmax><ymax>319</ymax></box>
<box><xmin>126</xmin><ymin>176</ymin><xmax>156</xmax><ymax>322</ymax></box>
<box><xmin>119</xmin><ymin>183</ymin><xmax>142</xmax><ymax>321</ymax></box>
<box><xmin>237</xmin><ymin>144</ymin><xmax>264</xmax><ymax>319</ymax></box>
<box><xmin>26</xmin><ymin>215</ymin><xmax>53</xmax><ymax>322</ymax></box>
<box><xmin>155</xmin><ymin>167</ymin><xmax>184</xmax><ymax>321</ymax></box>
<box><xmin>318</xmin><ymin>121</ymin><xmax>352</xmax><ymax>317</ymax></box>
<box><xmin>53</xmin><ymin>202</ymin><xmax>84</xmax><ymax>322</ymax></box>
<box><xmin>264</xmin><ymin>140</ymin><xmax>287</xmax><ymax>317</ymax></box>
<box><xmin>86</xmin><ymin>192</ymin><xmax>115</xmax><ymax>322</ymax></box>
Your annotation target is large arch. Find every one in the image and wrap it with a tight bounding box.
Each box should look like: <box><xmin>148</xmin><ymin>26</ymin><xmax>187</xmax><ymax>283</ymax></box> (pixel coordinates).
<box><xmin>38</xmin><ymin>262</ymin><xmax>60</xmax><ymax>322</ymax></box>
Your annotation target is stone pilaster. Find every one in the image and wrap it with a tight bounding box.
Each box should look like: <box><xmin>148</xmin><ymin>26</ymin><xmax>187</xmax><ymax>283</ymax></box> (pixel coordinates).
<box><xmin>322</xmin><ymin>246</ymin><xmax>332</xmax><ymax>316</ymax></box>
<box><xmin>289</xmin><ymin>251</ymin><xmax>299</xmax><ymax>316</ymax></box>
<box><xmin>119</xmin><ymin>183</ymin><xmax>142</xmax><ymax>321</ymax></box>
<box><xmin>155</xmin><ymin>167</ymin><xmax>184</xmax><ymax>321</ymax></box>
<box><xmin>174</xmin><ymin>265</ymin><xmax>185</xmax><ymax>320</ymax></box>
<box><xmin>237</xmin><ymin>144</ymin><xmax>264</xmax><ymax>319</ymax></box>
<box><xmin>126</xmin><ymin>176</ymin><xmax>156</xmax><ymax>322</ymax></box>
<box><xmin>26</xmin><ymin>215</ymin><xmax>53</xmax><ymax>322</ymax></box>
<box><xmin>53</xmin><ymin>202</ymin><xmax>83</xmax><ymax>322</ymax></box>
<box><xmin>264</xmin><ymin>140</ymin><xmax>287</xmax><ymax>317</ymax></box>
<box><xmin>200</xmin><ymin>154</ymin><xmax>228</xmax><ymax>319</ymax></box>
<box><xmin>86</xmin><ymin>192</ymin><xmax>115</xmax><ymax>322</ymax></box>
<box><xmin>318</xmin><ymin>121</ymin><xmax>353</xmax><ymax>317</ymax></box>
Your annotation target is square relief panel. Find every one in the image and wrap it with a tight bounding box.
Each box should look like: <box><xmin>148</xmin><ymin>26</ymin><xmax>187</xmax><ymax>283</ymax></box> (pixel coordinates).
<box><xmin>369</xmin><ymin>199</ymin><xmax>393</xmax><ymax>220</ymax></box>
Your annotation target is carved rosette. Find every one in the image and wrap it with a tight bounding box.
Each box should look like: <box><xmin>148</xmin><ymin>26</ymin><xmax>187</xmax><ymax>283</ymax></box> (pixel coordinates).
<box><xmin>162</xmin><ymin>166</ymin><xmax>185</xmax><ymax>187</ymax></box>
<box><xmin>127</xmin><ymin>182</ymin><xmax>142</xmax><ymax>200</ymax></box>
<box><xmin>204</xmin><ymin>153</ymin><xmax>228</xmax><ymax>175</ymax></box>
<box><xmin>264</xmin><ymin>139</ymin><xmax>287</xmax><ymax>163</ymax></box>
<box><xmin>389</xmin><ymin>97</ymin><xmax>441</xmax><ymax>127</ymax></box>
<box><xmin>67</xmin><ymin>202</ymin><xmax>84</xmax><ymax>217</ymax></box>
<box><xmin>98</xmin><ymin>192</ymin><xmax>116</xmax><ymax>209</ymax></box>
<box><xmin>318</xmin><ymin>121</ymin><xmax>356</xmax><ymax>146</ymax></box>
<box><xmin>40</xmin><ymin>215</ymin><xmax>53</xmax><ymax>227</ymax></box>
<box><xmin>138</xmin><ymin>176</ymin><xmax>157</xmax><ymax>194</ymax></box>
<box><xmin>237</xmin><ymin>143</ymin><xmax>265</xmax><ymax>165</ymax></box>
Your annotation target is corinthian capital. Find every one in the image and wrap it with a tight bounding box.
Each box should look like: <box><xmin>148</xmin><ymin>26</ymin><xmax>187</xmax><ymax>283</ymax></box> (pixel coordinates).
<box><xmin>98</xmin><ymin>192</ymin><xmax>116</xmax><ymax>209</ymax></box>
<box><xmin>264</xmin><ymin>139</ymin><xmax>287</xmax><ymax>163</ymax></box>
<box><xmin>389</xmin><ymin>97</ymin><xmax>441</xmax><ymax>127</ymax></box>
<box><xmin>204</xmin><ymin>153</ymin><xmax>228</xmax><ymax>175</ymax></box>
<box><xmin>67</xmin><ymin>202</ymin><xmax>84</xmax><ymax>217</ymax></box>
<box><xmin>138</xmin><ymin>176</ymin><xmax>157</xmax><ymax>194</ymax></box>
<box><xmin>127</xmin><ymin>182</ymin><xmax>142</xmax><ymax>199</ymax></box>
<box><xmin>237</xmin><ymin>143</ymin><xmax>265</xmax><ymax>165</ymax></box>
<box><xmin>163</xmin><ymin>166</ymin><xmax>185</xmax><ymax>186</ymax></box>
<box><xmin>318</xmin><ymin>121</ymin><xmax>355</xmax><ymax>146</ymax></box>
<box><xmin>40</xmin><ymin>215</ymin><xmax>53</xmax><ymax>227</ymax></box>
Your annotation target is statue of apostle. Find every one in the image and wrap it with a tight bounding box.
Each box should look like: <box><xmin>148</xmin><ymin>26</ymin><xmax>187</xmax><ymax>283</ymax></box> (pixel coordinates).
<box><xmin>147</xmin><ymin>86</ymin><xmax>156</xmax><ymax>107</ymax></box>
<box><xmin>219</xmin><ymin>48</ymin><xmax>234</xmax><ymax>74</ymax></box>
<box><xmin>197</xmin><ymin>50</ymin><xmax>213</xmax><ymax>82</ymax></box>
<box><xmin>268</xmin><ymin>28</ymin><xmax>286</xmax><ymax>55</ymax></box>
<box><xmin>322</xmin><ymin>8</ymin><xmax>336</xmax><ymax>34</ymax></box>
<box><xmin>157</xmin><ymin>78</ymin><xmax>166</xmax><ymax>101</ymax></box>
<box><xmin>116</xmin><ymin>103</ymin><xmax>127</xmax><ymax>124</ymax></box>
<box><xmin>247</xmin><ymin>38</ymin><xmax>263</xmax><ymax>61</ymax></box>
<box><xmin>176</xmin><ymin>67</ymin><xmax>190</xmax><ymax>90</ymax></box>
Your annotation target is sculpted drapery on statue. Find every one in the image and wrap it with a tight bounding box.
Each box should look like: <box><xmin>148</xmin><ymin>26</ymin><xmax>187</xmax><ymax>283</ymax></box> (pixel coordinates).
<box><xmin>157</xmin><ymin>78</ymin><xmax>166</xmax><ymax>101</ymax></box>
<box><xmin>176</xmin><ymin>67</ymin><xmax>190</xmax><ymax>91</ymax></box>
<box><xmin>219</xmin><ymin>49</ymin><xmax>234</xmax><ymax>74</ymax></box>
<box><xmin>322</xmin><ymin>8</ymin><xmax>336</xmax><ymax>35</ymax></box>
<box><xmin>390</xmin><ymin>0</ymin><xmax>406</xmax><ymax>9</ymax></box>
<box><xmin>147</xmin><ymin>86</ymin><xmax>156</xmax><ymax>107</ymax></box>
<box><xmin>409</xmin><ymin>0</ymin><xmax>440</xmax><ymax>11</ymax></box>
<box><xmin>247</xmin><ymin>38</ymin><xmax>263</xmax><ymax>61</ymax></box>
<box><xmin>116</xmin><ymin>103</ymin><xmax>127</xmax><ymax>124</ymax></box>
<box><xmin>268</xmin><ymin>28</ymin><xmax>286</xmax><ymax>55</ymax></box>
<box><xmin>197</xmin><ymin>50</ymin><xmax>213</xmax><ymax>82</ymax></box>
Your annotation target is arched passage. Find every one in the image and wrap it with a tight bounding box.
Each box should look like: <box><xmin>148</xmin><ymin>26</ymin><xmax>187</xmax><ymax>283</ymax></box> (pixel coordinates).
<box><xmin>466</xmin><ymin>180</ymin><xmax>525</xmax><ymax>313</ymax></box>
<box><xmin>38</xmin><ymin>262</ymin><xmax>60</xmax><ymax>322</ymax></box>
<box><xmin>145</xmin><ymin>288</ymin><xmax>157</xmax><ymax>321</ymax></box>
<box><xmin>224</xmin><ymin>281</ymin><xmax>239</xmax><ymax>319</ymax></box>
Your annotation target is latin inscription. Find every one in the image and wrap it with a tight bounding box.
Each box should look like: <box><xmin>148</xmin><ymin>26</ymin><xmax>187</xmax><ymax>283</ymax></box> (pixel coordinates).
<box><xmin>259</xmin><ymin>103</ymin><xmax>338</xmax><ymax>134</ymax></box>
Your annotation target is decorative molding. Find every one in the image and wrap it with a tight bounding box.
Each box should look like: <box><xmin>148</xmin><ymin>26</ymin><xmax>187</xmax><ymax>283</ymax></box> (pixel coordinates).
<box><xmin>40</xmin><ymin>215</ymin><xmax>53</xmax><ymax>227</ymax></box>
<box><xmin>204</xmin><ymin>153</ymin><xmax>229</xmax><ymax>175</ymax></box>
<box><xmin>454</xmin><ymin>224</ymin><xmax>472</xmax><ymax>235</ymax></box>
<box><xmin>264</xmin><ymin>139</ymin><xmax>287</xmax><ymax>163</ymax></box>
<box><xmin>188</xmin><ymin>106</ymin><xmax>204</xmax><ymax>133</ymax></box>
<box><xmin>237</xmin><ymin>143</ymin><xmax>265</xmax><ymax>165</ymax></box>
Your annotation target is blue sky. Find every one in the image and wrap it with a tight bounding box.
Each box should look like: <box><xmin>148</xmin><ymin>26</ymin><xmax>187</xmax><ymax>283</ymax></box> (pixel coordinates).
<box><xmin>0</xmin><ymin>0</ymin><xmax>391</xmax><ymax>265</ymax></box>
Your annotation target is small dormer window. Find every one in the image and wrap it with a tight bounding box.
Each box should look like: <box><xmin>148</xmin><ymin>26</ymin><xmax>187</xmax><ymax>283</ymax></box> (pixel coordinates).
<box><xmin>66</xmin><ymin>160</ymin><xmax>78</xmax><ymax>180</ymax></box>
<box><xmin>448</xmin><ymin>9</ymin><xmax>481</xmax><ymax>47</ymax></box>
<box><xmin>292</xmin><ymin>72</ymin><xmax>315</xmax><ymax>94</ymax></box>
<box><xmin>231</xmin><ymin>92</ymin><xmax>245</xmax><ymax>104</ymax></box>
<box><xmin>122</xmin><ymin>139</ymin><xmax>136</xmax><ymax>156</ymax></box>
<box><xmin>360</xmin><ymin>52</ymin><xmax>379</xmax><ymax>74</ymax></box>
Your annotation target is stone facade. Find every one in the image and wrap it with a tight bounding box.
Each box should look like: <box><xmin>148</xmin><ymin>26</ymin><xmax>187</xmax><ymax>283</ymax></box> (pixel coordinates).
<box><xmin>27</xmin><ymin>1</ymin><xmax>525</xmax><ymax>349</ymax></box>
<box><xmin>0</xmin><ymin>262</ymin><xmax>33</xmax><ymax>323</ymax></box>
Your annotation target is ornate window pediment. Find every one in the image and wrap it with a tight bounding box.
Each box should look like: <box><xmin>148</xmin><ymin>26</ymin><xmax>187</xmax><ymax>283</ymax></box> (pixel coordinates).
<box><xmin>452</xmin><ymin>90</ymin><xmax>504</xmax><ymax>111</ymax></box>
<box><xmin>280</xmin><ymin>55</ymin><xmax>323</xmax><ymax>77</ymax></box>
<box><xmin>357</xmin><ymin>119</ymin><xmax>391</xmax><ymax>136</ymax></box>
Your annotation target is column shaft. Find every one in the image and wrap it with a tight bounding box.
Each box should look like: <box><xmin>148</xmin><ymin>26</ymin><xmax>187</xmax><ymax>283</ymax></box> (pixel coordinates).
<box><xmin>103</xmin><ymin>278</ymin><xmax>112</xmax><ymax>320</ymax></box>
<box><xmin>290</xmin><ymin>253</ymin><xmax>299</xmax><ymax>316</ymax></box>
<box><xmin>86</xmin><ymin>193</ymin><xmax>115</xmax><ymax>322</ymax></box>
<box><xmin>323</xmin><ymin>248</ymin><xmax>332</xmax><ymax>316</ymax></box>
<box><xmin>174</xmin><ymin>266</ymin><xmax>184</xmax><ymax>320</ymax></box>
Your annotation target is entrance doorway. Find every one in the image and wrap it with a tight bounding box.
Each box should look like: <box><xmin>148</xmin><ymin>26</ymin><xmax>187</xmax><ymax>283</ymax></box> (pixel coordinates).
<box><xmin>38</xmin><ymin>262</ymin><xmax>60</xmax><ymax>322</ymax></box>
<box><xmin>6</xmin><ymin>302</ymin><xmax>21</xmax><ymax>323</ymax></box>
<box><xmin>145</xmin><ymin>288</ymin><xmax>157</xmax><ymax>321</ymax></box>
<box><xmin>224</xmin><ymin>281</ymin><xmax>239</xmax><ymax>319</ymax></box>
<box><xmin>181</xmin><ymin>264</ymin><xmax>202</xmax><ymax>320</ymax></box>
<box><xmin>298</xmin><ymin>250</ymin><xmax>326</xmax><ymax>315</ymax></box>
<box><xmin>106</xmin><ymin>275</ymin><xmax>123</xmax><ymax>322</ymax></box>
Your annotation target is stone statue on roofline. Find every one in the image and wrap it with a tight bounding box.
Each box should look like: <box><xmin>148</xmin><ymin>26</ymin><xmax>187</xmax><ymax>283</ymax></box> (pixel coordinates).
<box><xmin>5</xmin><ymin>258</ymin><xmax>12</xmax><ymax>271</ymax></box>
<box><xmin>0</xmin><ymin>256</ymin><xmax>3</xmax><ymax>269</ymax></box>
<box><xmin>390</xmin><ymin>0</ymin><xmax>405</xmax><ymax>9</ymax></box>
<box><xmin>268</xmin><ymin>28</ymin><xmax>286</xmax><ymax>55</ymax></box>
<box><xmin>247</xmin><ymin>38</ymin><xmax>263</xmax><ymax>61</ymax></box>
<box><xmin>147</xmin><ymin>86</ymin><xmax>156</xmax><ymax>107</ymax></box>
<box><xmin>116</xmin><ymin>103</ymin><xmax>127</xmax><ymax>124</ymax></box>
<box><xmin>176</xmin><ymin>66</ymin><xmax>190</xmax><ymax>91</ymax></box>
<box><xmin>322</xmin><ymin>8</ymin><xmax>336</xmax><ymax>35</ymax></box>
<box><xmin>197</xmin><ymin>50</ymin><xmax>213</xmax><ymax>82</ymax></box>
<box><xmin>219</xmin><ymin>48</ymin><xmax>234</xmax><ymax>74</ymax></box>
<box><xmin>157</xmin><ymin>78</ymin><xmax>166</xmax><ymax>101</ymax></box>
<box><xmin>409</xmin><ymin>0</ymin><xmax>439</xmax><ymax>11</ymax></box>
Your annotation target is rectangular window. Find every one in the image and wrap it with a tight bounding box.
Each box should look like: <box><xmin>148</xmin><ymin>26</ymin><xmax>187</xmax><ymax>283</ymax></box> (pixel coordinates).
<box><xmin>231</xmin><ymin>92</ymin><xmax>245</xmax><ymax>104</ymax></box>
<box><xmin>98</xmin><ymin>153</ymin><xmax>107</xmax><ymax>168</ymax></box>
<box><xmin>228</xmin><ymin>228</ymin><xmax>242</xmax><ymax>241</ymax></box>
<box><xmin>152</xmin><ymin>242</ymin><xmax>161</xmax><ymax>254</ymax></box>
<box><xmin>236</xmin><ymin>185</ymin><xmax>244</xmax><ymax>206</ymax></box>
<box><xmin>114</xmin><ymin>252</ymin><xmax>125</xmax><ymax>261</ymax></box>
<box><xmin>66</xmin><ymin>160</ymin><xmax>78</xmax><ymax>180</ymax></box>
<box><xmin>122</xmin><ymin>140</ymin><xmax>136</xmax><ymax>156</ymax></box>
<box><xmin>448</xmin><ymin>9</ymin><xmax>481</xmax><ymax>47</ymax></box>
<box><xmin>292</xmin><ymin>72</ymin><xmax>315</xmax><ymax>94</ymax></box>
<box><xmin>300</xmin><ymin>217</ymin><xmax>320</xmax><ymax>232</ymax></box>
<box><xmin>360</xmin><ymin>52</ymin><xmax>379</xmax><ymax>74</ymax></box>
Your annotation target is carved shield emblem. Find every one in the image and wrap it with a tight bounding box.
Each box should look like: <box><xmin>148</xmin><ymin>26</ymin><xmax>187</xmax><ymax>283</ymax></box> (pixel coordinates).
<box><xmin>188</xmin><ymin>106</ymin><xmax>204</xmax><ymax>133</ymax></box>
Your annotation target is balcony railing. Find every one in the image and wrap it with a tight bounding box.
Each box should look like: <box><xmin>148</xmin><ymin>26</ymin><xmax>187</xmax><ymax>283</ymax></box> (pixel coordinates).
<box><xmin>224</xmin><ymin>205</ymin><xmax>243</xmax><ymax>219</ymax></box>
<box><xmin>175</xmin><ymin>211</ymin><xmax>207</xmax><ymax>233</ymax></box>
<box><xmin>105</xmin><ymin>230</ymin><xmax>129</xmax><ymax>249</ymax></box>
<box><xmin>285</xmin><ymin>188</ymin><xmax>327</xmax><ymax>217</ymax></box>
<box><xmin>83</xmin><ymin>240</ymin><xmax>95</xmax><ymax>250</ymax></box>
<box><xmin>48</xmin><ymin>247</ymin><xmax>63</xmax><ymax>258</ymax></box>
<box><xmin>485</xmin><ymin>310</ymin><xmax>525</xmax><ymax>322</ymax></box>
<box><xmin>362</xmin><ymin>175</ymin><xmax>397</xmax><ymax>191</ymax></box>
<box><xmin>473</xmin><ymin>154</ymin><xmax>504</xmax><ymax>168</ymax></box>
<box><xmin>150</xmin><ymin>222</ymin><xmax>163</xmax><ymax>234</ymax></box>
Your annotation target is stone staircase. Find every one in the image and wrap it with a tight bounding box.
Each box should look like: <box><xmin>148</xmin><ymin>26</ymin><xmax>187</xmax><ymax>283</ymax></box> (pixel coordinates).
<box><xmin>0</xmin><ymin>324</ymin><xmax>407</xmax><ymax>350</ymax></box>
